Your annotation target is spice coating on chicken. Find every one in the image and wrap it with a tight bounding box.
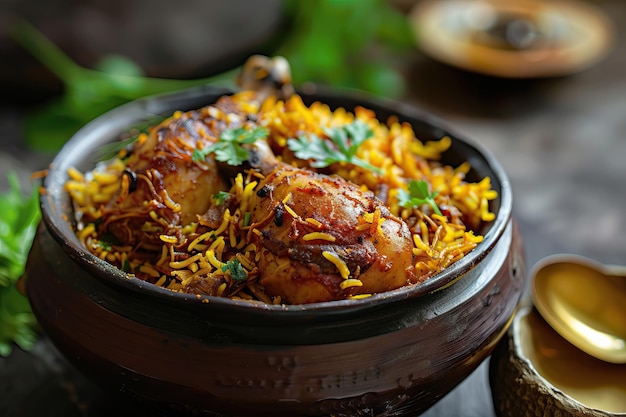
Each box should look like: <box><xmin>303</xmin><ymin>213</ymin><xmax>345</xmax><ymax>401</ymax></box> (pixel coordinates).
<box><xmin>247</xmin><ymin>143</ymin><xmax>416</xmax><ymax>304</ymax></box>
<box><xmin>99</xmin><ymin>107</ymin><xmax>231</xmax><ymax>247</ymax></box>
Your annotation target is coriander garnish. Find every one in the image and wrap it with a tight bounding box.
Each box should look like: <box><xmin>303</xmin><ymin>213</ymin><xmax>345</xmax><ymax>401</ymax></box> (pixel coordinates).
<box><xmin>287</xmin><ymin>120</ymin><xmax>382</xmax><ymax>174</ymax></box>
<box><xmin>221</xmin><ymin>258</ymin><xmax>247</xmax><ymax>281</ymax></box>
<box><xmin>192</xmin><ymin>126</ymin><xmax>269</xmax><ymax>166</ymax></box>
<box><xmin>397</xmin><ymin>179</ymin><xmax>442</xmax><ymax>216</ymax></box>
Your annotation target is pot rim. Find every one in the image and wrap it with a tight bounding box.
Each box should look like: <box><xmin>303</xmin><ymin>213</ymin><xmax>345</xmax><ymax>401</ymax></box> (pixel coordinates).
<box><xmin>39</xmin><ymin>84</ymin><xmax>513</xmax><ymax>314</ymax></box>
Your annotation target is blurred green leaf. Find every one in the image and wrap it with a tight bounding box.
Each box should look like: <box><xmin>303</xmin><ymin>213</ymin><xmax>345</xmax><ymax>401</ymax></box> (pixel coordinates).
<box><xmin>24</xmin><ymin>95</ymin><xmax>128</xmax><ymax>152</ymax></box>
<box><xmin>0</xmin><ymin>283</ymin><xmax>37</xmax><ymax>357</ymax></box>
<box><xmin>10</xmin><ymin>19</ymin><xmax>236</xmax><ymax>153</ymax></box>
<box><xmin>0</xmin><ymin>174</ymin><xmax>41</xmax><ymax>285</ymax></box>
<box><xmin>96</xmin><ymin>55</ymin><xmax>145</xmax><ymax>78</ymax></box>
<box><xmin>358</xmin><ymin>62</ymin><xmax>406</xmax><ymax>98</ymax></box>
<box><xmin>0</xmin><ymin>173</ymin><xmax>41</xmax><ymax>356</ymax></box>
<box><xmin>279</xmin><ymin>0</ymin><xmax>415</xmax><ymax>95</ymax></box>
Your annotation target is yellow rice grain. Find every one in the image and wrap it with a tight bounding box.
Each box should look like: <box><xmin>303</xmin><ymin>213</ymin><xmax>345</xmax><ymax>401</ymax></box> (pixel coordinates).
<box><xmin>216</xmin><ymin>282</ymin><xmax>227</xmax><ymax>297</ymax></box>
<box><xmin>283</xmin><ymin>204</ymin><xmax>299</xmax><ymax>220</ymax></box>
<box><xmin>348</xmin><ymin>294</ymin><xmax>372</xmax><ymax>300</ymax></box>
<box><xmin>206</xmin><ymin>250</ymin><xmax>224</xmax><ymax>269</ymax></box>
<box><xmin>138</xmin><ymin>264</ymin><xmax>161</xmax><ymax>278</ymax></box>
<box><xmin>160</xmin><ymin>189</ymin><xmax>181</xmax><ymax>212</ymax></box>
<box><xmin>235</xmin><ymin>253</ymin><xmax>255</xmax><ymax>271</ymax></box>
<box><xmin>240</xmin><ymin>181</ymin><xmax>258</xmax><ymax>214</ymax></box>
<box><xmin>302</xmin><ymin>232</ymin><xmax>336</xmax><ymax>242</ymax></box>
<box><xmin>208</xmin><ymin>236</ymin><xmax>226</xmax><ymax>258</ymax></box>
<box><xmin>155</xmin><ymin>275</ymin><xmax>167</xmax><ymax>287</ymax></box>
<box><xmin>92</xmin><ymin>171</ymin><xmax>119</xmax><ymax>185</ymax></box>
<box><xmin>160</xmin><ymin>235</ymin><xmax>178</xmax><ymax>244</ymax></box>
<box><xmin>322</xmin><ymin>251</ymin><xmax>350</xmax><ymax>280</ymax></box>
<box><xmin>229</xmin><ymin>217</ymin><xmax>238</xmax><ymax>248</ymax></box>
<box><xmin>412</xmin><ymin>234</ymin><xmax>431</xmax><ymax>257</ymax></box>
<box><xmin>305</xmin><ymin>217</ymin><xmax>323</xmax><ymax>228</ymax></box>
<box><xmin>169</xmin><ymin>253</ymin><xmax>204</xmax><ymax>269</ymax></box>
<box><xmin>188</xmin><ymin>231</ymin><xmax>213</xmax><ymax>252</ymax></box>
<box><xmin>77</xmin><ymin>223</ymin><xmax>96</xmax><ymax>247</ymax></box>
<box><xmin>340</xmin><ymin>279</ymin><xmax>364</xmax><ymax>290</ymax></box>
<box><xmin>213</xmin><ymin>209</ymin><xmax>231</xmax><ymax>236</ymax></box>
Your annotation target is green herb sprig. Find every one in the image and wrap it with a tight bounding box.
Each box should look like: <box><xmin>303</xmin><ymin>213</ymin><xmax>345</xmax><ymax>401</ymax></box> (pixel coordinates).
<box><xmin>287</xmin><ymin>120</ymin><xmax>382</xmax><ymax>174</ymax></box>
<box><xmin>192</xmin><ymin>126</ymin><xmax>269</xmax><ymax>166</ymax></box>
<box><xmin>397</xmin><ymin>179</ymin><xmax>442</xmax><ymax>216</ymax></box>
<box><xmin>221</xmin><ymin>259</ymin><xmax>247</xmax><ymax>281</ymax></box>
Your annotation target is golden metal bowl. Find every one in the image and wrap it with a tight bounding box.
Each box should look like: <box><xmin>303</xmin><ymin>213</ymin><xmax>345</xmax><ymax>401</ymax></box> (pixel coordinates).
<box><xmin>490</xmin><ymin>304</ymin><xmax>626</xmax><ymax>416</ymax></box>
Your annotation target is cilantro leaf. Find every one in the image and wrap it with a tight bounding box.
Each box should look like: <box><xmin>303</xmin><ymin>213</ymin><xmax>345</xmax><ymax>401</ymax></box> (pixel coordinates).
<box><xmin>287</xmin><ymin>120</ymin><xmax>382</xmax><ymax>174</ymax></box>
<box><xmin>397</xmin><ymin>179</ymin><xmax>442</xmax><ymax>216</ymax></box>
<box><xmin>221</xmin><ymin>258</ymin><xmax>247</xmax><ymax>281</ymax></box>
<box><xmin>191</xmin><ymin>148</ymin><xmax>205</xmax><ymax>162</ymax></box>
<box><xmin>193</xmin><ymin>126</ymin><xmax>269</xmax><ymax>166</ymax></box>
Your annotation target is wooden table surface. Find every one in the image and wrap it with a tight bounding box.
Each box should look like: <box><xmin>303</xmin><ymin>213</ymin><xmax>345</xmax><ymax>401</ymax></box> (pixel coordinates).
<box><xmin>1</xmin><ymin>1</ymin><xmax>625</xmax><ymax>415</ymax></box>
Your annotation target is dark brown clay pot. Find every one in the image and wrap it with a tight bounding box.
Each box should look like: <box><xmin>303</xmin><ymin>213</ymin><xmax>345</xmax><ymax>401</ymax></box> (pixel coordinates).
<box><xmin>24</xmin><ymin>85</ymin><xmax>526</xmax><ymax>416</ymax></box>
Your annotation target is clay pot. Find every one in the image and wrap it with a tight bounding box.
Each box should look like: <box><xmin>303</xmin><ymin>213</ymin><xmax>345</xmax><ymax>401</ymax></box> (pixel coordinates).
<box><xmin>24</xmin><ymin>85</ymin><xmax>525</xmax><ymax>416</ymax></box>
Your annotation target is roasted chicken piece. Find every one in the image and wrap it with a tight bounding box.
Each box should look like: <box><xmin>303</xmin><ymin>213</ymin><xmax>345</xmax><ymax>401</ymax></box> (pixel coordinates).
<box><xmin>247</xmin><ymin>142</ymin><xmax>417</xmax><ymax>304</ymax></box>
<box><xmin>99</xmin><ymin>55</ymin><xmax>295</xmax><ymax>248</ymax></box>
<box><xmin>99</xmin><ymin>108</ymin><xmax>231</xmax><ymax>247</ymax></box>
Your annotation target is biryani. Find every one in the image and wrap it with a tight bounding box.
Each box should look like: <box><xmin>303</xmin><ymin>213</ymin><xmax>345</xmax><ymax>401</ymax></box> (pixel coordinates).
<box><xmin>64</xmin><ymin>58</ymin><xmax>497</xmax><ymax>305</ymax></box>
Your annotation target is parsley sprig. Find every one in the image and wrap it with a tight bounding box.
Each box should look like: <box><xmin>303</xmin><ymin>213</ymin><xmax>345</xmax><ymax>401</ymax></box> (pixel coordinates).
<box><xmin>192</xmin><ymin>126</ymin><xmax>269</xmax><ymax>166</ymax></box>
<box><xmin>287</xmin><ymin>120</ymin><xmax>382</xmax><ymax>174</ymax></box>
<box><xmin>397</xmin><ymin>179</ymin><xmax>442</xmax><ymax>216</ymax></box>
